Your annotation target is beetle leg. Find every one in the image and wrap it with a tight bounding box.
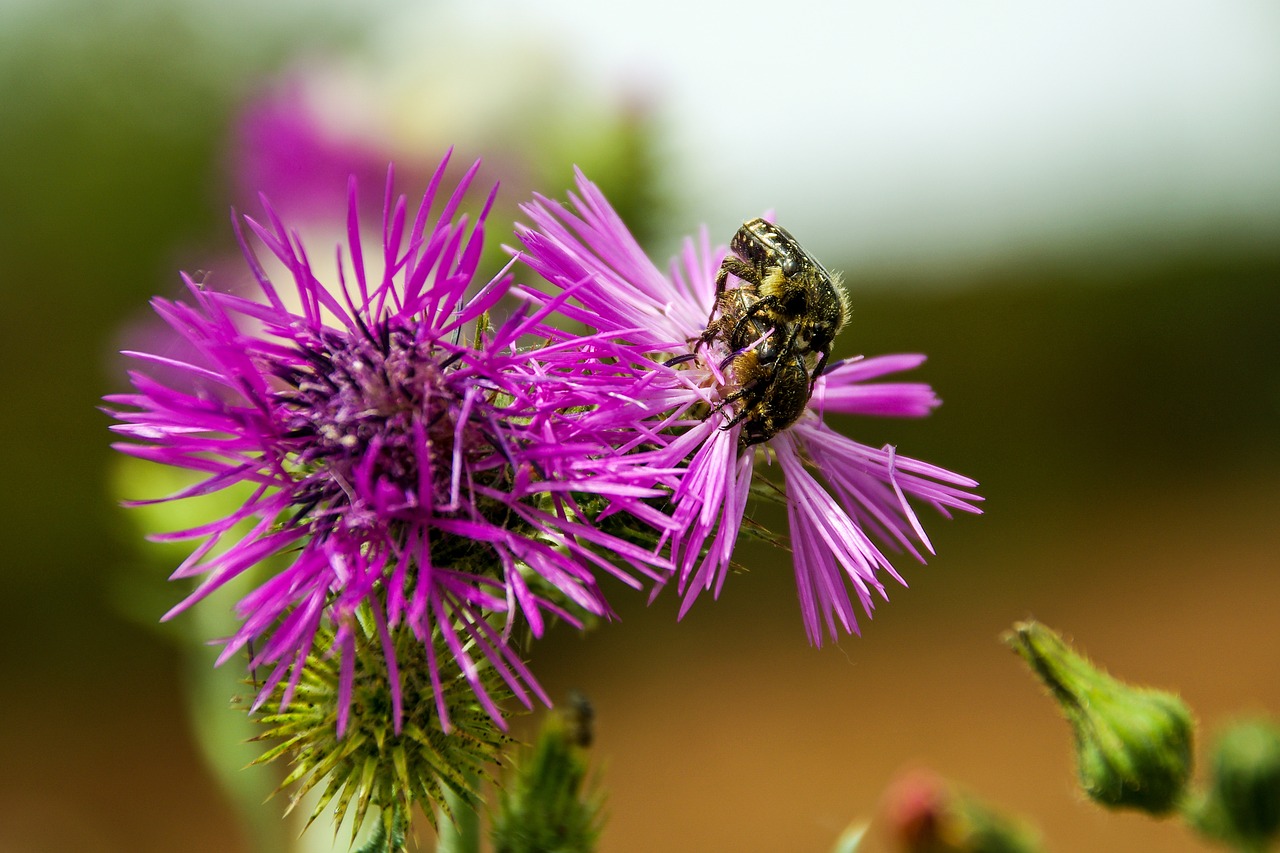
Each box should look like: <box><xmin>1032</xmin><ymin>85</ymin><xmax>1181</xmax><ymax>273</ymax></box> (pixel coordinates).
<box><xmin>714</xmin><ymin>255</ymin><xmax>760</xmax><ymax>295</ymax></box>
<box><xmin>809</xmin><ymin>348</ymin><xmax>831</xmax><ymax>389</ymax></box>
<box><xmin>729</xmin><ymin>295</ymin><xmax>781</xmax><ymax>347</ymax></box>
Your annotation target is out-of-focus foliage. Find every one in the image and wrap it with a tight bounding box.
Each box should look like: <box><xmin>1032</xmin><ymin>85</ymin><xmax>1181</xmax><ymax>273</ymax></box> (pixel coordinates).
<box><xmin>0</xmin><ymin>0</ymin><xmax>354</xmax><ymax>674</ymax></box>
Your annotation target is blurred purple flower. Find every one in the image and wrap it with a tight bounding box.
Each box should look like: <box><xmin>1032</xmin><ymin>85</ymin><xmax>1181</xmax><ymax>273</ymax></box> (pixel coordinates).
<box><xmin>516</xmin><ymin>170</ymin><xmax>983</xmax><ymax>645</ymax></box>
<box><xmin>107</xmin><ymin>154</ymin><xmax>673</xmax><ymax>733</ymax></box>
<box><xmin>231</xmin><ymin>77</ymin><xmax>392</xmax><ymax>222</ymax></box>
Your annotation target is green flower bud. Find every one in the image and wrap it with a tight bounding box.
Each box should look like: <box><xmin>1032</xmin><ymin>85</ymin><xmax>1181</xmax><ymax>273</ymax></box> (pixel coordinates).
<box><xmin>1005</xmin><ymin>621</ymin><xmax>1194</xmax><ymax>815</ymax></box>
<box><xmin>1188</xmin><ymin>719</ymin><xmax>1280</xmax><ymax>851</ymax></box>
<box><xmin>881</xmin><ymin>769</ymin><xmax>1042</xmax><ymax>853</ymax></box>
<box><xmin>491</xmin><ymin>695</ymin><xmax>604</xmax><ymax>853</ymax></box>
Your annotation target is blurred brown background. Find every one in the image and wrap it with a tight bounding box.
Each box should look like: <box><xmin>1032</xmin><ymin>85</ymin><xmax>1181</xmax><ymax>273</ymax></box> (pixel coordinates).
<box><xmin>2</xmin><ymin>2</ymin><xmax>1277</xmax><ymax>851</ymax></box>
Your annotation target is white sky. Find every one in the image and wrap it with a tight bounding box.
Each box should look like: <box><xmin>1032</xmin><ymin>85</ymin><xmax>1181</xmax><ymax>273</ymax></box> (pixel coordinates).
<box><xmin>423</xmin><ymin>0</ymin><xmax>1280</xmax><ymax>270</ymax></box>
<box><xmin>10</xmin><ymin>0</ymin><xmax>1276</xmax><ymax>271</ymax></box>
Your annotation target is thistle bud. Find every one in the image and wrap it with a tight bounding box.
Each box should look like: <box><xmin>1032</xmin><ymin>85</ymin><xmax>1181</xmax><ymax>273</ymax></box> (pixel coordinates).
<box><xmin>881</xmin><ymin>769</ymin><xmax>1042</xmax><ymax>853</ymax></box>
<box><xmin>1005</xmin><ymin>621</ymin><xmax>1194</xmax><ymax>815</ymax></box>
<box><xmin>1189</xmin><ymin>719</ymin><xmax>1280</xmax><ymax>850</ymax></box>
<box><xmin>491</xmin><ymin>697</ymin><xmax>604</xmax><ymax>853</ymax></box>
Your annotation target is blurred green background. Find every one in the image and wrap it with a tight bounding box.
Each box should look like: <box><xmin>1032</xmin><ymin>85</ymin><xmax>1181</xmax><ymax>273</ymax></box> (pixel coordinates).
<box><xmin>2</xmin><ymin>1</ymin><xmax>1278</xmax><ymax>851</ymax></box>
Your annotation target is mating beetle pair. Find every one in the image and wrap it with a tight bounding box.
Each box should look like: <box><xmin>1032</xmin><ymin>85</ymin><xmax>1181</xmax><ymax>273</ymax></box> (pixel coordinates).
<box><xmin>699</xmin><ymin>218</ymin><xmax>850</xmax><ymax>445</ymax></box>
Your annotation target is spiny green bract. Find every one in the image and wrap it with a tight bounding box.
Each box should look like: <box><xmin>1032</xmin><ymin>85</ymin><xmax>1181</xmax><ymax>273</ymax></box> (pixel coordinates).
<box><xmin>250</xmin><ymin>611</ymin><xmax>514</xmax><ymax>844</ymax></box>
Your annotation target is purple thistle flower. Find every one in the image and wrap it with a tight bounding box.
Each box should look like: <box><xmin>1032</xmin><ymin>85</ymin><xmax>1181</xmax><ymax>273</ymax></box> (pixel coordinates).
<box><xmin>107</xmin><ymin>153</ymin><xmax>673</xmax><ymax>734</ymax></box>
<box><xmin>515</xmin><ymin>170</ymin><xmax>983</xmax><ymax>645</ymax></box>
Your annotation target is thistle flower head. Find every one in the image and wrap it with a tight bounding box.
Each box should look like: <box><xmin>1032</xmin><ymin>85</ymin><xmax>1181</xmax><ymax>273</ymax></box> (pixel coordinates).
<box><xmin>107</xmin><ymin>152</ymin><xmax>672</xmax><ymax>736</ymax></box>
<box><xmin>515</xmin><ymin>169</ymin><xmax>982</xmax><ymax>644</ymax></box>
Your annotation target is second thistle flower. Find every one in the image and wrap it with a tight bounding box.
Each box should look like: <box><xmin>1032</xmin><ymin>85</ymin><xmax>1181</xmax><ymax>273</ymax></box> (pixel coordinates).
<box><xmin>515</xmin><ymin>170</ymin><xmax>983</xmax><ymax>644</ymax></box>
